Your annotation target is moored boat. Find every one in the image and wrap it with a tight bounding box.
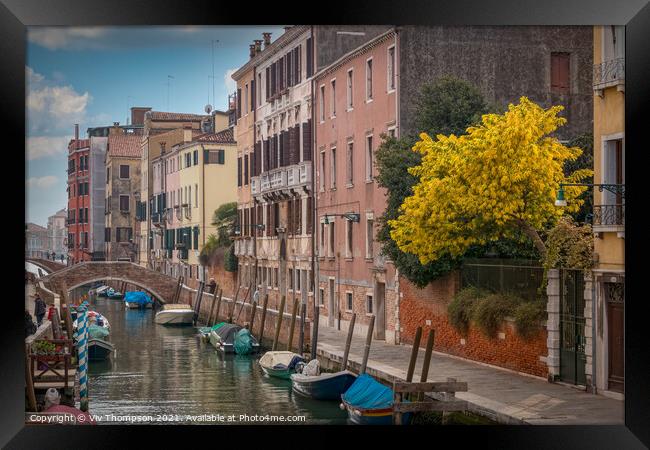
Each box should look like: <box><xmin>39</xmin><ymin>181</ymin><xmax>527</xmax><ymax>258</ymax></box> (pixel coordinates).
<box><xmin>340</xmin><ymin>373</ymin><xmax>411</xmax><ymax>425</ymax></box>
<box><xmin>290</xmin><ymin>359</ymin><xmax>357</xmax><ymax>401</ymax></box>
<box><xmin>208</xmin><ymin>323</ymin><xmax>260</xmax><ymax>354</ymax></box>
<box><xmin>259</xmin><ymin>351</ymin><xmax>305</xmax><ymax>379</ymax></box>
<box><xmin>154</xmin><ymin>303</ymin><xmax>194</xmax><ymax>325</ymax></box>
<box><xmin>124</xmin><ymin>291</ymin><xmax>154</xmax><ymax>309</ymax></box>
<box><xmin>106</xmin><ymin>287</ymin><xmax>124</xmax><ymax>299</ymax></box>
<box><xmin>88</xmin><ymin>338</ymin><xmax>115</xmax><ymax>361</ymax></box>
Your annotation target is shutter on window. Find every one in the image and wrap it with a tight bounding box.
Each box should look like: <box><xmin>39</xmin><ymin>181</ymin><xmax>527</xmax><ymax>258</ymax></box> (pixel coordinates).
<box><xmin>306</xmin><ymin>37</ymin><xmax>313</xmax><ymax>78</ymax></box>
<box><xmin>263</xmin><ymin>139</ymin><xmax>269</xmax><ymax>172</ymax></box>
<box><xmin>302</xmin><ymin>119</ymin><xmax>312</xmax><ymax>161</ymax></box>
<box><xmin>244</xmin><ymin>154</ymin><xmax>249</xmax><ymax>184</ymax></box>
<box><xmin>287</xmin><ymin>52</ymin><xmax>293</xmax><ymax>87</ymax></box>
<box><xmin>237</xmin><ymin>157</ymin><xmax>242</xmax><ymax>186</ymax></box>
<box><xmin>250</xmin><ymin>78</ymin><xmax>255</xmax><ymax>110</ymax></box>
<box><xmin>306</xmin><ymin>196</ymin><xmax>313</xmax><ymax>235</ymax></box>
<box><xmin>265</xmin><ymin>67</ymin><xmax>270</xmax><ymax>101</ymax></box>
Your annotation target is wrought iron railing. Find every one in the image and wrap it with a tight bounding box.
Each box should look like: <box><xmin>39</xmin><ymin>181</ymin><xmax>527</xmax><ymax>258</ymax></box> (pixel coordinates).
<box><xmin>593</xmin><ymin>204</ymin><xmax>625</xmax><ymax>226</ymax></box>
<box><xmin>593</xmin><ymin>58</ymin><xmax>625</xmax><ymax>88</ymax></box>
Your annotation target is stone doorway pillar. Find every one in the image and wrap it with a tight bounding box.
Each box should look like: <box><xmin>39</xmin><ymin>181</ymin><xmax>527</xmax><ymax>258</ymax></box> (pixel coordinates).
<box><xmin>546</xmin><ymin>269</ymin><xmax>560</xmax><ymax>381</ymax></box>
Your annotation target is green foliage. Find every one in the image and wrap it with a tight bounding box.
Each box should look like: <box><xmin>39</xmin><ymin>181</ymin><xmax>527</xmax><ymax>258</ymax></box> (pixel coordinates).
<box><xmin>543</xmin><ymin>216</ymin><xmax>594</xmax><ymax>270</ymax></box>
<box><xmin>447</xmin><ymin>287</ymin><xmax>485</xmax><ymax>335</ymax></box>
<box><xmin>212</xmin><ymin>202</ymin><xmax>238</xmax><ymax>247</ymax></box>
<box><xmin>472</xmin><ymin>293</ymin><xmax>519</xmax><ymax>337</ymax></box>
<box><xmin>513</xmin><ymin>301</ymin><xmax>547</xmax><ymax>339</ymax></box>
<box><xmin>224</xmin><ymin>243</ymin><xmax>238</xmax><ymax>272</ymax></box>
<box><xmin>565</xmin><ymin>133</ymin><xmax>594</xmax><ymax>223</ymax></box>
<box><xmin>375</xmin><ymin>77</ymin><xmax>489</xmax><ymax>287</ymax></box>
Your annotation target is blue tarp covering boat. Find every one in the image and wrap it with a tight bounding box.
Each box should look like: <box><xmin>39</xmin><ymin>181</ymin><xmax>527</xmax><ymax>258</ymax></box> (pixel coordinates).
<box><xmin>124</xmin><ymin>291</ymin><xmax>153</xmax><ymax>308</ymax></box>
<box><xmin>341</xmin><ymin>374</ymin><xmax>411</xmax><ymax>425</ymax></box>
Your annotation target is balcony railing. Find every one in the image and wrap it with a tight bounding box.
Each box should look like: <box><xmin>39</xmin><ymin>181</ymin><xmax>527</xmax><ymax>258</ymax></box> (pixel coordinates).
<box><xmin>593</xmin><ymin>204</ymin><xmax>625</xmax><ymax>227</ymax></box>
<box><xmin>255</xmin><ymin>161</ymin><xmax>313</xmax><ymax>196</ymax></box>
<box><xmin>593</xmin><ymin>57</ymin><xmax>625</xmax><ymax>91</ymax></box>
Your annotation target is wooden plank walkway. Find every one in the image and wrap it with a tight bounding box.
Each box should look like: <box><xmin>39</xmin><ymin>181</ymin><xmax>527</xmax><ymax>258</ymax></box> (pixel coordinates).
<box><xmin>316</xmin><ymin>325</ymin><xmax>624</xmax><ymax>425</ymax></box>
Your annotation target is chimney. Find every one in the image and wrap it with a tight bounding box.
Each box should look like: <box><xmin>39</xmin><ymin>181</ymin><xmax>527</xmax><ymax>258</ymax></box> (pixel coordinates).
<box><xmin>254</xmin><ymin>40</ymin><xmax>263</xmax><ymax>54</ymax></box>
<box><xmin>74</xmin><ymin>124</ymin><xmax>79</xmax><ymax>149</ymax></box>
<box><xmin>183</xmin><ymin>123</ymin><xmax>193</xmax><ymax>142</ymax></box>
<box><xmin>249</xmin><ymin>44</ymin><xmax>256</xmax><ymax>59</ymax></box>
<box><xmin>262</xmin><ymin>32</ymin><xmax>272</xmax><ymax>48</ymax></box>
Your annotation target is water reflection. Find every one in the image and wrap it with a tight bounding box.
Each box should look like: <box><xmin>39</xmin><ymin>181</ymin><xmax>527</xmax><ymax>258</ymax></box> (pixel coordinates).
<box><xmin>87</xmin><ymin>295</ymin><xmax>347</xmax><ymax>424</ymax></box>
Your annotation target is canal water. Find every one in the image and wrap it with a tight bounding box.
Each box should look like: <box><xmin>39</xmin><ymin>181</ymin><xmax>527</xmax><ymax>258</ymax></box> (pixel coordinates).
<box><xmin>86</xmin><ymin>295</ymin><xmax>348</xmax><ymax>425</ymax></box>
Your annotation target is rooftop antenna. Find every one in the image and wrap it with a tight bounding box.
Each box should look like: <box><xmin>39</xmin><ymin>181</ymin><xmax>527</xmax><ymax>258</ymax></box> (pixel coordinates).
<box><xmin>211</xmin><ymin>40</ymin><xmax>219</xmax><ymax>108</ymax></box>
<box><xmin>166</xmin><ymin>75</ymin><xmax>175</xmax><ymax>110</ymax></box>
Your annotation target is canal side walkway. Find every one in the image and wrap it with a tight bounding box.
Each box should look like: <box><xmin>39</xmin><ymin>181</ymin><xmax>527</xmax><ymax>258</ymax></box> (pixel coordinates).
<box><xmin>316</xmin><ymin>326</ymin><xmax>623</xmax><ymax>425</ymax></box>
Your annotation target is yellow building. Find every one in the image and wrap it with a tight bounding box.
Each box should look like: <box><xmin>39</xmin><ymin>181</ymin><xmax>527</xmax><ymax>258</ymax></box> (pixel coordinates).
<box><xmin>162</xmin><ymin>126</ymin><xmax>238</xmax><ymax>285</ymax></box>
<box><xmin>589</xmin><ymin>25</ymin><xmax>625</xmax><ymax>396</ymax></box>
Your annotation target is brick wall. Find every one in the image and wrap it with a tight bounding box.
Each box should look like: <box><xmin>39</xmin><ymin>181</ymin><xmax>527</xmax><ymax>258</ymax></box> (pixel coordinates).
<box><xmin>399</xmin><ymin>271</ymin><xmax>548</xmax><ymax>378</ymax></box>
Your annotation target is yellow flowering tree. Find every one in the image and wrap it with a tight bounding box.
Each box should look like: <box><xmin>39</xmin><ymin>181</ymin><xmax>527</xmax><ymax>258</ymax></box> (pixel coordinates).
<box><xmin>390</xmin><ymin>97</ymin><xmax>591</xmax><ymax>263</ymax></box>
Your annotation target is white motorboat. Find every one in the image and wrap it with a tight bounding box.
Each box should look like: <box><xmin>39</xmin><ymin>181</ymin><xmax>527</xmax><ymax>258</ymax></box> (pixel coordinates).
<box><xmin>154</xmin><ymin>304</ymin><xmax>194</xmax><ymax>325</ymax></box>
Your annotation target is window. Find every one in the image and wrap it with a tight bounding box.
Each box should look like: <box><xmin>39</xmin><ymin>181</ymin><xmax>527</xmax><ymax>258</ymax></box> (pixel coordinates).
<box><xmin>237</xmin><ymin>157</ymin><xmax>242</xmax><ymax>187</ymax></box>
<box><xmin>104</xmin><ymin>227</ymin><xmax>111</xmax><ymax>242</ymax></box>
<box><xmin>328</xmin><ymin>222</ymin><xmax>335</xmax><ymax>256</ymax></box>
<box><xmin>387</xmin><ymin>126</ymin><xmax>396</xmax><ymax>139</ymax></box>
<box><xmin>319</xmin><ymin>85</ymin><xmax>325</xmax><ymax>122</ymax></box>
<box><xmin>205</xmin><ymin>149</ymin><xmax>225</xmax><ymax>164</ymax></box>
<box><xmin>387</xmin><ymin>46</ymin><xmax>396</xmax><ymax>91</ymax></box>
<box><xmin>551</xmin><ymin>52</ymin><xmax>570</xmax><ymax>93</ymax></box>
<box><xmin>366</xmin><ymin>58</ymin><xmax>373</xmax><ymax>100</ymax></box>
<box><xmin>319</xmin><ymin>288</ymin><xmax>325</xmax><ymax>306</ymax></box>
<box><xmin>106</xmin><ymin>167</ymin><xmax>110</xmax><ymax>184</ymax></box>
<box><xmin>346</xmin><ymin>142</ymin><xmax>354</xmax><ymax>186</ymax></box>
<box><xmin>245</xmin><ymin>83</ymin><xmax>249</xmax><ymax>114</ymax></box>
<box><xmin>366</xmin><ymin>135</ymin><xmax>374</xmax><ymax>181</ymax></box>
<box><xmin>319</xmin><ymin>150</ymin><xmax>326</xmax><ymax>191</ymax></box>
<box><xmin>119</xmin><ymin>195</ymin><xmax>130</xmax><ymax>212</ymax></box>
<box><xmin>289</xmin><ymin>268</ymin><xmax>294</xmax><ymax>290</ymax></box>
<box><xmin>330</xmin><ymin>79</ymin><xmax>336</xmax><ymax>117</ymax></box>
<box><xmin>185</xmin><ymin>153</ymin><xmax>191</xmax><ymax>168</ymax></box>
<box><xmin>116</xmin><ymin>227</ymin><xmax>132</xmax><ymax>242</ymax></box>
<box><xmin>258</xmin><ymin>73</ymin><xmax>262</xmax><ymax>106</ymax></box>
<box><xmin>320</xmin><ymin>222</ymin><xmax>325</xmax><ymax>253</ymax></box>
<box><xmin>346</xmin><ymin>292</ymin><xmax>353</xmax><ymax>311</ymax></box>
<box><xmin>366</xmin><ymin>216</ymin><xmax>374</xmax><ymax>259</ymax></box>
<box><xmin>296</xmin><ymin>269</ymin><xmax>301</xmax><ymax>291</ymax></box>
<box><xmin>330</xmin><ymin>147</ymin><xmax>337</xmax><ymax>189</ymax></box>
<box><xmin>346</xmin><ymin>219</ymin><xmax>353</xmax><ymax>258</ymax></box>
<box><xmin>346</xmin><ymin>69</ymin><xmax>353</xmax><ymax>109</ymax></box>
<box><xmin>119</xmin><ymin>165</ymin><xmax>130</xmax><ymax>179</ymax></box>
<box><xmin>366</xmin><ymin>295</ymin><xmax>373</xmax><ymax>314</ymax></box>
<box><xmin>195</xmin><ymin>184</ymin><xmax>198</xmax><ymax>207</ymax></box>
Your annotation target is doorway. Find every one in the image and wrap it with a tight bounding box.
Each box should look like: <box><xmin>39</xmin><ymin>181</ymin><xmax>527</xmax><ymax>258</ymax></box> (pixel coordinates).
<box><xmin>605</xmin><ymin>281</ymin><xmax>624</xmax><ymax>393</ymax></box>
<box><xmin>559</xmin><ymin>269</ymin><xmax>586</xmax><ymax>385</ymax></box>
<box><xmin>374</xmin><ymin>281</ymin><xmax>386</xmax><ymax>340</ymax></box>
<box><xmin>328</xmin><ymin>278</ymin><xmax>335</xmax><ymax>327</ymax></box>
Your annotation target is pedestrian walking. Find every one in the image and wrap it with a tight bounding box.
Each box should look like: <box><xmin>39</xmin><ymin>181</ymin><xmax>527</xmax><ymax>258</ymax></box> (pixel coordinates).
<box><xmin>60</xmin><ymin>254</ymin><xmax>64</xmax><ymax>263</ymax></box>
<box><xmin>34</xmin><ymin>294</ymin><xmax>47</xmax><ymax>327</ymax></box>
<box><xmin>253</xmin><ymin>287</ymin><xmax>260</xmax><ymax>304</ymax></box>
<box><xmin>207</xmin><ymin>278</ymin><xmax>217</xmax><ymax>295</ymax></box>
<box><xmin>25</xmin><ymin>310</ymin><xmax>36</xmax><ymax>336</ymax></box>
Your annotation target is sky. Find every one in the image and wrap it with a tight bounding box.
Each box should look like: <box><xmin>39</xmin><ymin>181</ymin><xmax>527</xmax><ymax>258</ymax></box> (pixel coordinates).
<box><xmin>26</xmin><ymin>25</ymin><xmax>286</xmax><ymax>227</ymax></box>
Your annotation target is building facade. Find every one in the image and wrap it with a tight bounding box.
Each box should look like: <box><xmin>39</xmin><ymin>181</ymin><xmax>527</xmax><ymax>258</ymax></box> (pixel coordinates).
<box><xmin>157</xmin><ymin>126</ymin><xmax>238</xmax><ymax>284</ymax></box>
<box><xmin>47</xmin><ymin>209</ymin><xmax>67</xmax><ymax>259</ymax></box>
<box><xmin>137</xmin><ymin>110</ymin><xmax>213</xmax><ymax>269</ymax></box>
<box><xmin>314</xmin><ymin>29</ymin><xmax>399</xmax><ymax>342</ymax></box>
<box><xmin>26</xmin><ymin>223</ymin><xmax>48</xmax><ymax>258</ymax></box>
<box><xmin>104</xmin><ymin>135</ymin><xmax>142</xmax><ymax>261</ymax></box>
<box><xmin>66</xmin><ymin>125</ymin><xmax>91</xmax><ymax>264</ymax></box>
<box><xmin>587</xmin><ymin>25</ymin><xmax>625</xmax><ymax>396</ymax></box>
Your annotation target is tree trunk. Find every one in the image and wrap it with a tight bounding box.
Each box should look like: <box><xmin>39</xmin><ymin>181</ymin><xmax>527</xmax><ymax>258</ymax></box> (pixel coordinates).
<box><xmin>516</xmin><ymin>219</ymin><xmax>547</xmax><ymax>259</ymax></box>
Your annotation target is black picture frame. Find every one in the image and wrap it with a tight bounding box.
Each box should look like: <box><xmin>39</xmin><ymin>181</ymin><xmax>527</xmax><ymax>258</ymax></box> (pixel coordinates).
<box><xmin>5</xmin><ymin>0</ymin><xmax>649</xmax><ymax>447</ymax></box>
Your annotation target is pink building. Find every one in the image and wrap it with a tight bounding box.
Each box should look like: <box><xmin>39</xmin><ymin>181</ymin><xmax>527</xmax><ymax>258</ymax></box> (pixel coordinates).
<box><xmin>314</xmin><ymin>30</ymin><xmax>399</xmax><ymax>343</ymax></box>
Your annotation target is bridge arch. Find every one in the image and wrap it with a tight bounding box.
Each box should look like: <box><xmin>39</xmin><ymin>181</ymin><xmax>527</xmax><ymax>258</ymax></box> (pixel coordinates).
<box><xmin>40</xmin><ymin>261</ymin><xmax>180</xmax><ymax>304</ymax></box>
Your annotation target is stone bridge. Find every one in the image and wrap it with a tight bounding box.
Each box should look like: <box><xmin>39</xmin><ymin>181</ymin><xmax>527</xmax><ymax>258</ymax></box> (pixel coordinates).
<box><xmin>26</xmin><ymin>258</ymin><xmax>66</xmax><ymax>274</ymax></box>
<box><xmin>39</xmin><ymin>261</ymin><xmax>181</xmax><ymax>304</ymax></box>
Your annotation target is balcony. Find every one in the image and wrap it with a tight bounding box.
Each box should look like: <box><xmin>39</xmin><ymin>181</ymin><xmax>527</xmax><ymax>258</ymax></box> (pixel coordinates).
<box><xmin>593</xmin><ymin>58</ymin><xmax>625</xmax><ymax>95</ymax></box>
<box><xmin>255</xmin><ymin>161</ymin><xmax>312</xmax><ymax>197</ymax></box>
<box><xmin>593</xmin><ymin>204</ymin><xmax>625</xmax><ymax>227</ymax></box>
<box><xmin>151</xmin><ymin>212</ymin><xmax>161</xmax><ymax>224</ymax></box>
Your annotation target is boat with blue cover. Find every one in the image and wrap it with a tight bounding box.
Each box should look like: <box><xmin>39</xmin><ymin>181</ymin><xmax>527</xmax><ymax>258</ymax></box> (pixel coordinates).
<box><xmin>208</xmin><ymin>323</ymin><xmax>260</xmax><ymax>354</ymax></box>
<box><xmin>124</xmin><ymin>291</ymin><xmax>154</xmax><ymax>309</ymax></box>
<box><xmin>340</xmin><ymin>374</ymin><xmax>412</xmax><ymax>425</ymax></box>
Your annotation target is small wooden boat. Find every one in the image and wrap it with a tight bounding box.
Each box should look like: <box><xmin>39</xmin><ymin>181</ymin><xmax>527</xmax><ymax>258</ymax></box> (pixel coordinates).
<box><xmin>107</xmin><ymin>288</ymin><xmax>124</xmax><ymax>299</ymax></box>
<box><xmin>259</xmin><ymin>351</ymin><xmax>305</xmax><ymax>379</ymax></box>
<box><xmin>209</xmin><ymin>323</ymin><xmax>260</xmax><ymax>354</ymax></box>
<box><xmin>291</xmin><ymin>370</ymin><xmax>357</xmax><ymax>401</ymax></box>
<box><xmin>340</xmin><ymin>373</ymin><xmax>411</xmax><ymax>425</ymax></box>
<box><xmin>154</xmin><ymin>303</ymin><xmax>194</xmax><ymax>325</ymax></box>
<box><xmin>88</xmin><ymin>338</ymin><xmax>115</xmax><ymax>361</ymax></box>
<box><xmin>95</xmin><ymin>285</ymin><xmax>110</xmax><ymax>297</ymax></box>
<box><xmin>124</xmin><ymin>291</ymin><xmax>154</xmax><ymax>309</ymax></box>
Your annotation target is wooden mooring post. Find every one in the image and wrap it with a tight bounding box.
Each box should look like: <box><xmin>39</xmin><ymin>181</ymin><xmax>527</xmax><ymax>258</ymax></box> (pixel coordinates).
<box><xmin>207</xmin><ymin>286</ymin><xmax>218</xmax><ymax>326</ymax></box>
<box><xmin>249</xmin><ymin>300</ymin><xmax>258</xmax><ymax>333</ymax></box>
<box><xmin>213</xmin><ymin>289</ymin><xmax>223</xmax><ymax>324</ymax></box>
<box><xmin>286</xmin><ymin>297</ymin><xmax>299</xmax><ymax>352</ymax></box>
<box><xmin>258</xmin><ymin>294</ymin><xmax>269</xmax><ymax>345</ymax></box>
<box><xmin>418</xmin><ymin>329</ymin><xmax>435</xmax><ymax>401</ymax></box>
<box><xmin>406</xmin><ymin>327</ymin><xmax>422</xmax><ymax>382</ymax></box>
<box><xmin>360</xmin><ymin>314</ymin><xmax>375</xmax><ymax>375</ymax></box>
<box><xmin>272</xmin><ymin>296</ymin><xmax>286</xmax><ymax>351</ymax></box>
<box><xmin>310</xmin><ymin>302</ymin><xmax>320</xmax><ymax>360</ymax></box>
<box><xmin>193</xmin><ymin>281</ymin><xmax>205</xmax><ymax>324</ymax></box>
<box><xmin>392</xmin><ymin>380</ymin><xmax>468</xmax><ymax>425</ymax></box>
<box><xmin>341</xmin><ymin>313</ymin><xmax>356</xmax><ymax>371</ymax></box>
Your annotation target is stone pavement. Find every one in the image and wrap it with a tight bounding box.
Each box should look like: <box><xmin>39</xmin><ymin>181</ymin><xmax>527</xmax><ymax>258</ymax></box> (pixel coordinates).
<box><xmin>316</xmin><ymin>326</ymin><xmax>623</xmax><ymax>425</ymax></box>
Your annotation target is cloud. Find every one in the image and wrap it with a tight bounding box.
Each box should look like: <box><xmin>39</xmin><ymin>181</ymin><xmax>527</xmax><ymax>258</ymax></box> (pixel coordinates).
<box><xmin>26</xmin><ymin>135</ymin><xmax>72</xmax><ymax>161</ymax></box>
<box><xmin>26</xmin><ymin>175</ymin><xmax>59</xmax><ymax>189</ymax></box>
<box><xmin>224</xmin><ymin>68</ymin><xmax>237</xmax><ymax>95</ymax></box>
<box><xmin>26</xmin><ymin>67</ymin><xmax>91</xmax><ymax>133</ymax></box>
<box><xmin>28</xmin><ymin>27</ymin><xmax>109</xmax><ymax>50</ymax></box>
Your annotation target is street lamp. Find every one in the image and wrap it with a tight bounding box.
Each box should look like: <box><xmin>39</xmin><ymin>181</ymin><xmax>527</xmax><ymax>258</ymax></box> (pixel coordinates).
<box><xmin>555</xmin><ymin>183</ymin><xmax>625</xmax><ymax>207</ymax></box>
<box><xmin>323</xmin><ymin>212</ymin><xmax>360</xmax><ymax>224</ymax></box>
<box><xmin>233</xmin><ymin>223</ymin><xmax>265</xmax><ymax>235</ymax></box>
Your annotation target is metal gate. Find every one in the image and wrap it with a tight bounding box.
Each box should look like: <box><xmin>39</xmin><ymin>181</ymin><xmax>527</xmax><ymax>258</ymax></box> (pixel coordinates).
<box><xmin>559</xmin><ymin>269</ymin><xmax>586</xmax><ymax>385</ymax></box>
